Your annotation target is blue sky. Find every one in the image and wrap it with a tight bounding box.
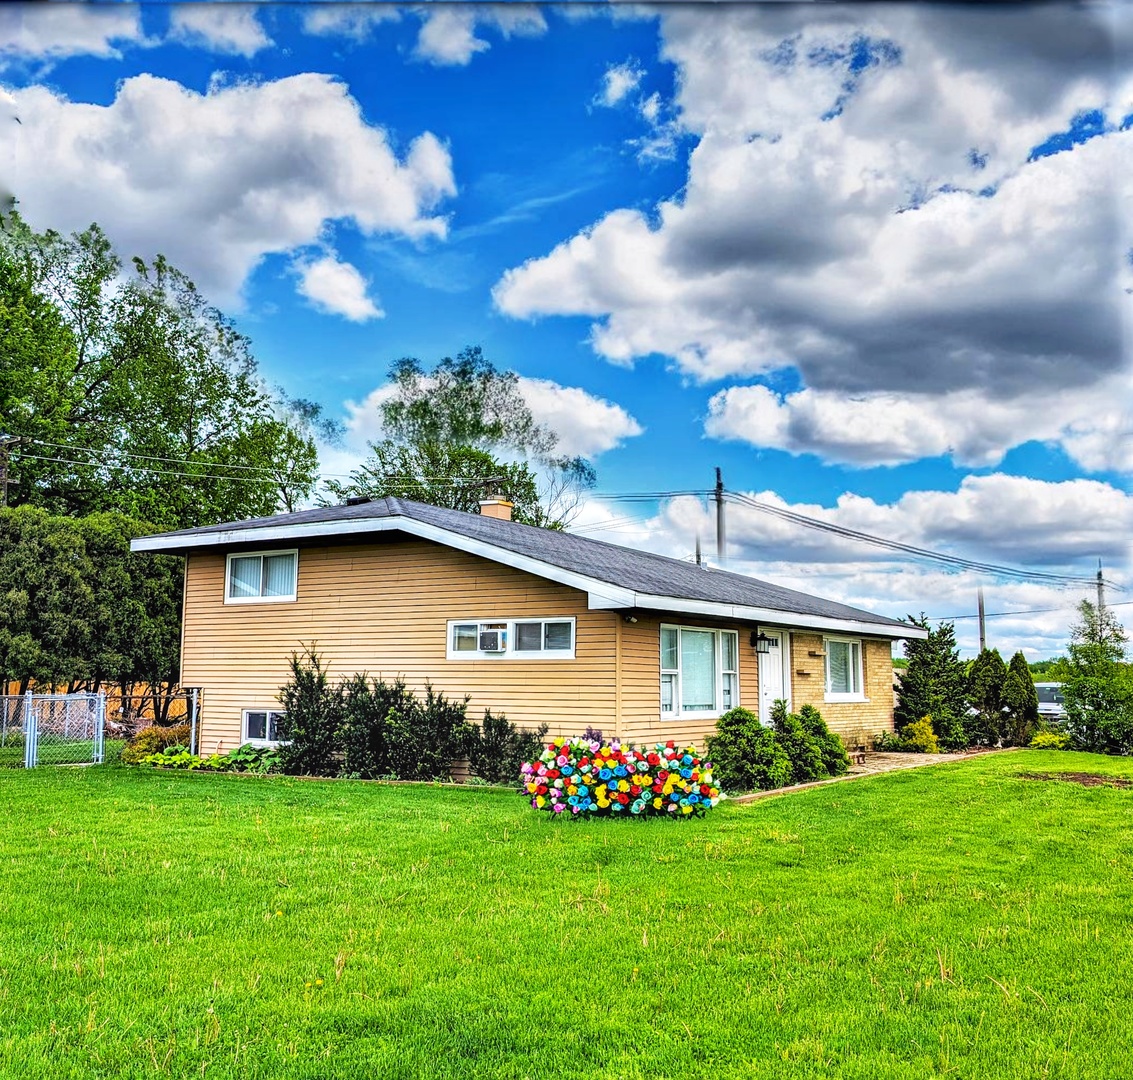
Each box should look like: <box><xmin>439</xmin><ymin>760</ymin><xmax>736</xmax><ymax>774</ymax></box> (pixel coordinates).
<box><xmin>1</xmin><ymin>2</ymin><xmax>1130</xmax><ymax>656</ymax></box>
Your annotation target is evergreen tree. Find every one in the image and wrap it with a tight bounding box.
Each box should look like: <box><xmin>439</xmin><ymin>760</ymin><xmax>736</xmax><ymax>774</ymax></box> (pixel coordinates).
<box><xmin>894</xmin><ymin>615</ymin><xmax>969</xmax><ymax>749</ymax></box>
<box><xmin>966</xmin><ymin>648</ymin><xmax>1007</xmax><ymax>746</ymax></box>
<box><xmin>1001</xmin><ymin>650</ymin><xmax>1040</xmax><ymax>746</ymax></box>
<box><xmin>1061</xmin><ymin>600</ymin><xmax>1133</xmax><ymax>754</ymax></box>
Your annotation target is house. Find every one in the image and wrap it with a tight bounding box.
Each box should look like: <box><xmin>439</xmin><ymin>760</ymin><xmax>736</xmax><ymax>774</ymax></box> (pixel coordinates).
<box><xmin>131</xmin><ymin>496</ymin><xmax>926</xmax><ymax>755</ymax></box>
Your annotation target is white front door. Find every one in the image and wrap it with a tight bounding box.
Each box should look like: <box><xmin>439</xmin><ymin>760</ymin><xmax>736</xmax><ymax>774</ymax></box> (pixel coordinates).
<box><xmin>758</xmin><ymin>631</ymin><xmax>788</xmax><ymax>725</ymax></box>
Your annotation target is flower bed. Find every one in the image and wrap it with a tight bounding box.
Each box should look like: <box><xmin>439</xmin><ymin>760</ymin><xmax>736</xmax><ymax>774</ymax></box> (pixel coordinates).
<box><xmin>521</xmin><ymin>738</ymin><xmax>720</xmax><ymax>816</ymax></box>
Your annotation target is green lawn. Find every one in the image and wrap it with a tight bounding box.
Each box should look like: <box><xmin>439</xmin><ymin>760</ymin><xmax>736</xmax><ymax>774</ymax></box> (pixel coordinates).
<box><xmin>1</xmin><ymin>753</ymin><xmax>1131</xmax><ymax>1079</ymax></box>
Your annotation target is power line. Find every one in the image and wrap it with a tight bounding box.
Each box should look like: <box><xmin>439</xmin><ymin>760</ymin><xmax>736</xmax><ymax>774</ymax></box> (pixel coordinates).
<box><xmin>928</xmin><ymin>599</ymin><xmax>1133</xmax><ymax>622</ymax></box>
<box><xmin>723</xmin><ymin>490</ymin><xmax>1111</xmax><ymax>589</ymax></box>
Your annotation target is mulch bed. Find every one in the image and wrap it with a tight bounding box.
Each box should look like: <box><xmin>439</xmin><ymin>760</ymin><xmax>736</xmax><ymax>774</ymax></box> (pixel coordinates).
<box><xmin>1019</xmin><ymin>771</ymin><xmax>1132</xmax><ymax>789</ymax></box>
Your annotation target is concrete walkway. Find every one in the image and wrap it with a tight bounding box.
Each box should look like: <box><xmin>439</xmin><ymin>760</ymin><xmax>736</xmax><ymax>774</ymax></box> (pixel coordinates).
<box><xmin>729</xmin><ymin>748</ymin><xmax>1006</xmax><ymax>803</ymax></box>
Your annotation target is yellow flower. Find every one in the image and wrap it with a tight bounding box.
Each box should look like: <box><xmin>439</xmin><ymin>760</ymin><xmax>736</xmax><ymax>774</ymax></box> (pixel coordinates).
<box><xmin>567</xmin><ymin>784</ymin><xmax>578</xmax><ymax>795</ymax></box>
<box><xmin>535</xmin><ymin>795</ymin><xmax>546</xmax><ymax>808</ymax></box>
<box><xmin>652</xmin><ymin>798</ymin><xmax>663</xmax><ymax>809</ymax></box>
<box><xmin>618</xmin><ymin>780</ymin><xmax>630</xmax><ymax>793</ymax></box>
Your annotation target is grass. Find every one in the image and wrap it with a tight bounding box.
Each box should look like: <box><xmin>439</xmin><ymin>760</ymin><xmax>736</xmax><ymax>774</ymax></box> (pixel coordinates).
<box><xmin>1</xmin><ymin>752</ymin><xmax>1131</xmax><ymax>1079</ymax></box>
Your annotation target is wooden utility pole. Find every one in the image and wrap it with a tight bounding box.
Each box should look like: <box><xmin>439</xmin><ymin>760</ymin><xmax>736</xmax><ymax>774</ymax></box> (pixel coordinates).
<box><xmin>977</xmin><ymin>585</ymin><xmax>986</xmax><ymax>652</ymax></box>
<box><xmin>1097</xmin><ymin>559</ymin><xmax>1105</xmax><ymax>614</ymax></box>
<box><xmin>0</xmin><ymin>435</ymin><xmax>24</xmax><ymax>508</ymax></box>
<box><xmin>714</xmin><ymin>467</ymin><xmax>726</xmax><ymax>563</ymax></box>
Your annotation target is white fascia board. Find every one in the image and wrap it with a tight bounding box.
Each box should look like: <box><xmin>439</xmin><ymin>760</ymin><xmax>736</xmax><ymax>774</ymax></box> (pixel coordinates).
<box><xmin>627</xmin><ymin>592</ymin><xmax>927</xmax><ymax>640</ymax></box>
<box><xmin>130</xmin><ymin>516</ymin><xmax>637</xmax><ymax>610</ymax></box>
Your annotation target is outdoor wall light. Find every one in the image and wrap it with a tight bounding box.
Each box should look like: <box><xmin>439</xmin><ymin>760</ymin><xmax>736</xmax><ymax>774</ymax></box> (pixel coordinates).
<box><xmin>623</xmin><ymin>614</ymin><xmax>639</xmax><ymax>624</ymax></box>
<box><xmin>750</xmin><ymin>629</ymin><xmax>774</xmax><ymax>654</ymax></box>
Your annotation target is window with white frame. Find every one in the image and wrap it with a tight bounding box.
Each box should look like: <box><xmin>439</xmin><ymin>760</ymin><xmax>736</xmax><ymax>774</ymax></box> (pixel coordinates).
<box><xmin>447</xmin><ymin>618</ymin><xmax>576</xmax><ymax>660</ymax></box>
<box><xmin>824</xmin><ymin>636</ymin><xmax>864</xmax><ymax>700</ymax></box>
<box><xmin>660</xmin><ymin>624</ymin><xmax>739</xmax><ymax>718</ymax></box>
<box><xmin>226</xmin><ymin>550</ymin><xmax>298</xmax><ymax>603</ymax></box>
<box><xmin>243</xmin><ymin>709</ymin><xmax>285</xmax><ymax>744</ymax></box>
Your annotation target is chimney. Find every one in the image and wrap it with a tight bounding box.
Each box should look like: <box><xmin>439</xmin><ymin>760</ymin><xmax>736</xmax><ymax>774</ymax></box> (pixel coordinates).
<box><xmin>478</xmin><ymin>496</ymin><xmax>513</xmax><ymax>522</ymax></box>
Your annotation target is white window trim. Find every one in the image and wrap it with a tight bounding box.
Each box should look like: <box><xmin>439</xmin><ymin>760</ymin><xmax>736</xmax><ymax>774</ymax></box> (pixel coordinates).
<box><xmin>446</xmin><ymin>617</ymin><xmax>577</xmax><ymax>660</ymax></box>
<box><xmin>225</xmin><ymin>549</ymin><xmax>299</xmax><ymax>604</ymax></box>
<box><xmin>242</xmin><ymin>709</ymin><xmax>286</xmax><ymax>746</ymax></box>
<box><xmin>660</xmin><ymin>623</ymin><xmax>739</xmax><ymax>720</ymax></box>
<box><xmin>823</xmin><ymin>634</ymin><xmax>867</xmax><ymax>702</ymax></box>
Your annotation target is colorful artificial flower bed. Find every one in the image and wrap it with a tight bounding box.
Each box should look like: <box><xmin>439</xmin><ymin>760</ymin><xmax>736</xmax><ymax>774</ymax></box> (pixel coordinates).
<box><xmin>521</xmin><ymin>738</ymin><xmax>721</xmax><ymax>816</ymax></box>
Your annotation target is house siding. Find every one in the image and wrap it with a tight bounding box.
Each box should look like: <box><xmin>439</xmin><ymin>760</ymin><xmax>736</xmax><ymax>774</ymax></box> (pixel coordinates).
<box><xmin>789</xmin><ymin>633</ymin><xmax>896</xmax><ymax>743</ymax></box>
<box><xmin>182</xmin><ymin>540</ymin><xmax>618</xmax><ymax>754</ymax></box>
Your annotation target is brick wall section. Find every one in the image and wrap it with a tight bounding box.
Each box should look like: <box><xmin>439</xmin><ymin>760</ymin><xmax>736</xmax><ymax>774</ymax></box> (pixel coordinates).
<box><xmin>789</xmin><ymin>633</ymin><xmax>896</xmax><ymax>748</ymax></box>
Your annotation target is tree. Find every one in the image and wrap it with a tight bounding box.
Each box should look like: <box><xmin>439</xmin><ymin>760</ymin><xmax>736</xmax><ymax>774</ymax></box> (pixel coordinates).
<box><xmin>1001</xmin><ymin>650</ymin><xmax>1040</xmax><ymax>746</ymax></box>
<box><xmin>1061</xmin><ymin>600</ymin><xmax>1133</xmax><ymax>754</ymax></box>
<box><xmin>966</xmin><ymin>648</ymin><xmax>1007</xmax><ymax>747</ymax></box>
<box><xmin>329</xmin><ymin>346</ymin><xmax>596</xmax><ymax>528</ymax></box>
<box><xmin>0</xmin><ymin>212</ymin><xmax>331</xmax><ymax>530</ymax></box>
<box><xmin>894</xmin><ymin>616</ymin><xmax>969</xmax><ymax>749</ymax></box>
<box><xmin>0</xmin><ymin>506</ymin><xmax>182</xmax><ymax>699</ymax></box>
<box><xmin>322</xmin><ymin>442</ymin><xmax>546</xmax><ymax>524</ymax></box>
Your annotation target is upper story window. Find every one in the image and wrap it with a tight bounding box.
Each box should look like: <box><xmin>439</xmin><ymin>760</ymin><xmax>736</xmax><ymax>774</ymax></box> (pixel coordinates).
<box><xmin>824</xmin><ymin>636</ymin><xmax>865</xmax><ymax>701</ymax></box>
<box><xmin>447</xmin><ymin>618</ymin><xmax>576</xmax><ymax>660</ymax></box>
<box><xmin>226</xmin><ymin>550</ymin><xmax>298</xmax><ymax>604</ymax></box>
<box><xmin>660</xmin><ymin>624</ymin><xmax>738</xmax><ymax>719</ymax></box>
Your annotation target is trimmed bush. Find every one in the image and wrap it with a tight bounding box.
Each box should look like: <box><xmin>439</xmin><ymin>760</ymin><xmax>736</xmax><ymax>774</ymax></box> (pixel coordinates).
<box><xmin>797</xmin><ymin>703</ymin><xmax>851</xmax><ymax>776</ymax></box>
<box><xmin>901</xmin><ymin>717</ymin><xmax>940</xmax><ymax>753</ymax></box>
<box><xmin>1030</xmin><ymin>730</ymin><xmax>1071</xmax><ymax>751</ymax></box>
<box><xmin>276</xmin><ymin>649</ymin><xmax>343</xmax><ymax>776</ymax></box>
<box><xmin>468</xmin><ymin>710</ymin><xmax>549</xmax><ymax>785</ymax></box>
<box><xmin>706</xmin><ymin>707</ymin><xmax>791</xmax><ymax>793</ymax></box>
<box><xmin>122</xmin><ymin>722</ymin><xmax>191</xmax><ymax>764</ymax></box>
<box><xmin>771</xmin><ymin>700</ymin><xmax>826</xmax><ymax>784</ymax></box>
<box><xmin>521</xmin><ymin>737</ymin><xmax>720</xmax><ymax>816</ymax></box>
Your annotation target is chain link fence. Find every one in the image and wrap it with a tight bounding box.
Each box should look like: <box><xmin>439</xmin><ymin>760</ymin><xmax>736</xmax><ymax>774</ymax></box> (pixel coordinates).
<box><xmin>1</xmin><ymin>693</ymin><xmax>106</xmax><ymax>767</ymax></box>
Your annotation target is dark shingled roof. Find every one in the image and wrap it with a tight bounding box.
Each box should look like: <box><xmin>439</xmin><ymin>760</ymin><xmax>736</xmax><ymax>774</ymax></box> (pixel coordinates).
<box><xmin>140</xmin><ymin>496</ymin><xmax>912</xmax><ymax>631</ymax></box>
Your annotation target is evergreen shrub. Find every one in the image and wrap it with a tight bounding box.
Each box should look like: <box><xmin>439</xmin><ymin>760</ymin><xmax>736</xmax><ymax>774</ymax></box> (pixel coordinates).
<box><xmin>706</xmin><ymin>707</ymin><xmax>791</xmax><ymax>793</ymax></box>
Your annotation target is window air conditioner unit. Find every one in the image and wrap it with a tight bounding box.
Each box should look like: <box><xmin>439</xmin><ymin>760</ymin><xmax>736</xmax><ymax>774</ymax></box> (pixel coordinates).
<box><xmin>479</xmin><ymin>628</ymin><xmax>507</xmax><ymax>653</ymax></box>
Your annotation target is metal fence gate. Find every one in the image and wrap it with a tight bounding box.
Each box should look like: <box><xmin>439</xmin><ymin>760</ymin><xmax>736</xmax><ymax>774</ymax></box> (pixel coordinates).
<box><xmin>0</xmin><ymin>692</ymin><xmax>106</xmax><ymax>768</ymax></box>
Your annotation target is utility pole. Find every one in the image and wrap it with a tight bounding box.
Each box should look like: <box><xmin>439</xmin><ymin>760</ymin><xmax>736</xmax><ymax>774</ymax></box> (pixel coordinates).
<box><xmin>0</xmin><ymin>435</ymin><xmax>24</xmax><ymax>508</ymax></box>
<box><xmin>714</xmin><ymin>466</ymin><xmax>726</xmax><ymax>563</ymax></box>
<box><xmin>695</xmin><ymin>533</ymin><xmax>702</xmax><ymax>567</ymax></box>
<box><xmin>1097</xmin><ymin>559</ymin><xmax>1105</xmax><ymax>615</ymax></box>
<box><xmin>977</xmin><ymin>585</ymin><xmax>986</xmax><ymax>652</ymax></box>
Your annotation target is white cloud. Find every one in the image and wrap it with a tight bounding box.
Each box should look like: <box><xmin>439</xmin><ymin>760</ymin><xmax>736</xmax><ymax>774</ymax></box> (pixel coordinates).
<box><xmin>494</xmin><ymin>7</ymin><xmax>1131</xmax><ymax>471</ymax></box>
<box><xmin>301</xmin><ymin>5</ymin><xmax>401</xmax><ymax>41</ymax></box>
<box><xmin>169</xmin><ymin>4</ymin><xmax>271</xmax><ymax>57</ymax></box>
<box><xmin>413</xmin><ymin>4</ymin><xmax>546</xmax><ymax>66</ymax></box>
<box><xmin>0</xmin><ymin>3</ymin><xmax>144</xmax><ymax>64</ymax></box>
<box><xmin>294</xmin><ymin>252</ymin><xmax>383</xmax><ymax>322</ymax></box>
<box><xmin>706</xmin><ymin>374</ymin><xmax>1133</xmax><ymax>472</ymax></box>
<box><xmin>6</xmin><ymin>73</ymin><xmax>456</xmax><ymax>307</ymax></box>
<box><xmin>514</xmin><ymin>378</ymin><xmax>643</xmax><ymax>459</ymax></box>
<box><xmin>596</xmin><ymin>60</ymin><xmax>643</xmax><ymax>107</ymax></box>
<box><xmin>338</xmin><ymin>376</ymin><xmax>643</xmax><ymax>462</ymax></box>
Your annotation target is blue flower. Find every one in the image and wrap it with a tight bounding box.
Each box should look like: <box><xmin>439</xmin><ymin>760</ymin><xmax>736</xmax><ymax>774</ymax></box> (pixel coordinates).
<box><xmin>561</xmin><ymin>765</ymin><xmax>574</xmax><ymax>777</ymax></box>
<box><xmin>599</xmin><ymin>768</ymin><xmax>612</xmax><ymax>780</ymax></box>
<box><xmin>681</xmin><ymin>754</ymin><xmax>693</xmax><ymax>765</ymax></box>
<box><xmin>614</xmin><ymin>765</ymin><xmax>627</xmax><ymax>778</ymax></box>
<box><xmin>568</xmin><ymin>795</ymin><xmax>579</xmax><ymax>806</ymax></box>
<box><xmin>679</xmin><ymin>768</ymin><xmax>691</xmax><ymax>779</ymax></box>
<box><xmin>670</xmin><ymin>792</ymin><xmax>681</xmax><ymax>802</ymax></box>
<box><xmin>577</xmin><ymin>785</ymin><xmax>589</xmax><ymax>798</ymax></box>
<box><xmin>688</xmin><ymin>794</ymin><xmax>700</xmax><ymax>805</ymax></box>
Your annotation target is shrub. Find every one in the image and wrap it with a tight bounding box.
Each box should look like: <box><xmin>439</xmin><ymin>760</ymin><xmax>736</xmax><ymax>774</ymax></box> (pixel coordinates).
<box><xmin>139</xmin><ymin>747</ymin><xmax>227</xmax><ymax>771</ymax></box>
<box><xmin>468</xmin><ymin>709</ymin><xmax>548</xmax><ymax>785</ymax></box>
<box><xmin>521</xmin><ymin>737</ymin><xmax>720</xmax><ymax>816</ymax></box>
<box><xmin>797</xmin><ymin>704</ymin><xmax>850</xmax><ymax>776</ymax></box>
<box><xmin>706</xmin><ymin>707</ymin><xmax>791</xmax><ymax>793</ymax></box>
<box><xmin>385</xmin><ymin>683</ymin><xmax>475</xmax><ymax>781</ymax></box>
<box><xmin>276</xmin><ymin>648</ymin><xmax>345</xmax><ymax>776</ymax></box>
<box><xmin>1030</xmin><ymin>730</ymin><xmax>1071</xmax><ymax>751</ymax></box>
<box><xmin>771</xmin><ymin>700</ymin><xmax>826</xmax><ymax>784</ymax></box>
<box><xmin>873</xmin><ymin>730</ymin><xmax>906</xmax><ymax>751</ymax></box>
<box><xmin>901</xmin><ymin>716</ymin><xmax>940</xmax><ymax>754</ymax></box>
<box><xmin>223</xmin><ymin>743</ymin><xmax>280</xmax><ymax>774</ymax></box>
<box><xmin>122</xmin><ymin>722</ymin><xmax>191</xmax><ymax>764</ymax></box>
<box><xmin>338</xmin><ymin>673</ymin><xmax>404</xmax><ymax>779</ymax></box>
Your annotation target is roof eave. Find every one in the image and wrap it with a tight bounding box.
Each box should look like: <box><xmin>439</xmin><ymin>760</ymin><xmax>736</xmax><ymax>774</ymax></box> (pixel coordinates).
<box><xmin>131</xmin><ymin>514</ymin><xmax>927</xmax><ymax>641</ymax></box>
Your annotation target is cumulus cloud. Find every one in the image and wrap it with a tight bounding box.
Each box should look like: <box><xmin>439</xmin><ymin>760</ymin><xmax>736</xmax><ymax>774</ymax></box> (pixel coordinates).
<box><xmin>294</xmin><ymin>253</ymin><xmax>383</xmax><ymax>322</ymax></box>
<box><xmin>596</xmin><ymin>60</ymin><xmax>643</xmax><ymax>107</ymax></box>
<box><xmin>339</xmin><ymin>376</ymin><xmax>643</xmax><ymax>461</ymax></box>
<box><xmin>168</xmin><ymin>4</ymin><xmax>271</xmax><ymax>57</ymax></box>
<box><xmin>301</xmin><ymin>5</ymin><xmax>401</xmax><ymax>41</ymax></box>
<box><xmin>0</xmin><ymin>2</ymin><xmax>144</xmax><ymax>65</ymax></box>
<box><xmin>494</xmin><ymin>6</ymin><xmax>1131</xmax><ymax>469</ymax></box>
<box><xmin>413</xmin><ymin>4</ymin><xmax>546</xmax><ymax>66</ymax></box>
<box><xmin>568</xmin><ymin>474</ymin><xmax>1133</xmax><ymax>656</ymax></box>
<box><xmin>706</xmin><ymin>374</ymin><xmax>1133</xmax><ymax>472</ymax></box>
<box><xmin>5</xmin><ymin>73</ymin><xmax>456</xmax><ymax>306</ymax></box>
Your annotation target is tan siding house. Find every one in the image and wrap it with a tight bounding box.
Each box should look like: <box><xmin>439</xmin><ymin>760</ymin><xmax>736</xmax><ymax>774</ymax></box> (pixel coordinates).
<box><xmin>135</xmin><ymin>497</ymin><xmax>925</xmax><ymax>755</ymax></box>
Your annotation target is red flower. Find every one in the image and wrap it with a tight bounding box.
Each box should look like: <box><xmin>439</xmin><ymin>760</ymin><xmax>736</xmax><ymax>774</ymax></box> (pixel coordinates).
<box><xmin>630</xmin><ymin>784</ymin><xmax>641</xmax><ymax>796</ymax></box>
<box><xmin>700</xmin><ymin>784</ymin><xmax>712</xmax><ymax>796</ymax></box>
<box><xmin>657</xmin><ymin>770</ymin><xmax>669</xmax><ymax>781</ymax></box>
<box><xmin>617</xmin><ymin>793</ymin><xmax>630</xmax><ymax>805</ymax></box>
<box><xmin>647</xmin><ymin>752</ymin><xmax>660</xmax><ymax>766</ymax></box>
<box><xmin>666</xmin><ymin>740</ymin><xmax>675</xmax><ymax>749</ymax></box>
<box><xmin>546</xmin><ymin>769</ymin><xmax>560</xmax><ymax>780</ymax></box>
